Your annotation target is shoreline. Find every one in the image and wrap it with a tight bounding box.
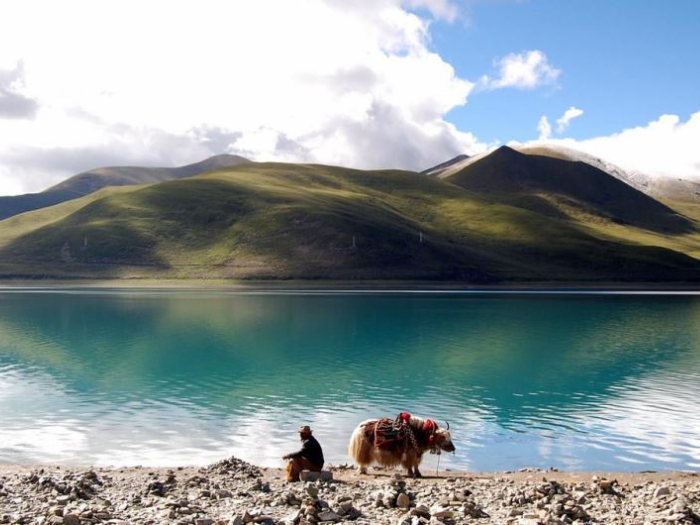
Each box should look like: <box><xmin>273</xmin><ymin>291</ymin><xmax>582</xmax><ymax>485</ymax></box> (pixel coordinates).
<box><xmin>2</xmin><ymin>461</ymin><xmax>699</xmax><ymax>524</ymax></box>
<box><xmin>2</xmin><ymin>278</ymin><xmax>700</xmax><ymax>293</ymax></box>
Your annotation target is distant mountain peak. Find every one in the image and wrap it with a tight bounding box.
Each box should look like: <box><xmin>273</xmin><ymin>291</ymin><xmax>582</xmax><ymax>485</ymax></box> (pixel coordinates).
<box><xmin>491</xmin><ymin>145</ymin><xmax>521</xmax><ymax>157</ymax></box>
<box><xmin>0</xmin><ymin>153</ymin><xmax>251</xmax><ymax>221</ymax></box>
<box><xmin>444</xmin><ymin>146</ymin><xmax>694</xmax><ymax>235</ymax></box>
<box><xmin>421</xmin><ymin>154</ymin><xmax>470</xmax><ymax>176</ymax></box>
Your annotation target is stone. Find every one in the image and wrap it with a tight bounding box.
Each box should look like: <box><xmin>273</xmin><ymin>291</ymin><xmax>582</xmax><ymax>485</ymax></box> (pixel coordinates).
<box><xmin>430</xmin><ymin>506</ymin><xmax>455</xmax><ymax>519</ymax></box>
<box><xmin>316</xmin><ymin>510</ymin><xmax>341</xmax><ymax>522</ymax></box>
<box><xmin>195</xmin><ymin>520</ymin><xmax>214</xmax><ymax>525</ymax></box>
<box><xmin>299</xmin><ymin>471</ymin><xmax>333</xmax><ymax>482</ymax></box>
<box><xmin>62</xmin><ymin>514</ymin><xmax>80</xmax><ymax>525</ymax></box>
<box><xmin>653</xmin><ymin>486</ymin><xmax>671</xmax><ymax>498</ymax></box>
<box><xmin>397</xmin><ymin>493</ymin><xmax>411</xmax><ymax>509</ymax></box>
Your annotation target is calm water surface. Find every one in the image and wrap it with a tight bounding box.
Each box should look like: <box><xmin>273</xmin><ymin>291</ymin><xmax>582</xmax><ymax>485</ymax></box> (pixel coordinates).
<box><xmin>1</xmin><ymin>289</ymin><xmax>700</xmax><ymax>471</ymax></box>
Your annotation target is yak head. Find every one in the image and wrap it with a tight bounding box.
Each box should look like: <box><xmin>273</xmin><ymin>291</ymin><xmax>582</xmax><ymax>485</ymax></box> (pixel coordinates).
<box><xmin>432</xmin><ymin>421</ymin><xmax>456</xmax><ymax>453</ymax></box>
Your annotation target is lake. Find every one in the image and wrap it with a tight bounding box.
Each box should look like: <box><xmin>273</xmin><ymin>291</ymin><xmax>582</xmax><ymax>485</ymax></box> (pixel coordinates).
<box><xmin>1</xmin><ymin>289</ymin><xmax>699</xmax><ymax>472</ymax></box>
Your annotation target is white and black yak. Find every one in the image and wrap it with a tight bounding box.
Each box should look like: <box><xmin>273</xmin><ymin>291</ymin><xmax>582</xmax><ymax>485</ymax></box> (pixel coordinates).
<box><xmin>348</xmin><ymin>413</ymin><xmax>455</xmax><ymax>478</ymax></box>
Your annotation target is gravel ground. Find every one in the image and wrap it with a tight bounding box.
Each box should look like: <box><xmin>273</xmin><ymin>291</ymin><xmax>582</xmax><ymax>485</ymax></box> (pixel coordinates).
<box><xmin>1</xmin><ymin>460</ymin><xmax>699</xmax><ymax>524</ymax></box>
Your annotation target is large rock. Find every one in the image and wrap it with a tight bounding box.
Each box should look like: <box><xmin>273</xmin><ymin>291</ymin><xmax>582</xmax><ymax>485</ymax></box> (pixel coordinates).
<box><xmin>316</xmin><ymin>510</ymin><xmax>341</xmax><ymax>522</ymax></box>
<box><xmin>653</xmin><ymin>486</ymin><xmax>671</xmax><ymax>498</ymax></box>
<box><xmin>62</xmin><ymin>515</ymin><xmax>80</xmax><ymax>525</ymax></box>
<box><xmin>397</xmin><ymin>493</ymin><xmax>411</xmax><ymax>509</ymax></box>
<box><xmin>299</xmin><ymin>471</ymin><xmax>333</xmax><ymax>482</ymax></box>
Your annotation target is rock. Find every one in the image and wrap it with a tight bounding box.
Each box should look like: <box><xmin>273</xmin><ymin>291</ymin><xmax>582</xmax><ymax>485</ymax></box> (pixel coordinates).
<box><xmin>411</xmin><ymin>505</ymin><xmax>430</xmax><ymax>518</ymax></box>
<box><xmin>305</xmin><ymin>485</ymin><xmax>319</xmax><ymax>498</ymax></box>
<box><xmin>62</xmin><ymin>514</ymin><xmax>80</xmax><ymax>525</ymax></box>
<box><xmin>653</xmin><ymin>486</ymin><xmax>671</xmax><ymax>498</ymax></box>
<box><xmin>430</xmin><ymin>507</ymin><xmax>456</xmax><ymax>519</ymax></box>
<box><xmin>195</xmin><ymin>520</ymin><xmax>214</xmax><ymax>525</ymax></box>
<box><xmin>397</xmin><ymin>493</ymin><xmax>411</xmax><ymax>509</ymax></box>
<box><xmin>299</xmin><ymin>471</ymin><xmax>333</xmax><ymax>482</ymax></box>
<box><xmin>316</xmin><ymin>510</ymin><xmax>341</xmax><ymax>522</ymax></box>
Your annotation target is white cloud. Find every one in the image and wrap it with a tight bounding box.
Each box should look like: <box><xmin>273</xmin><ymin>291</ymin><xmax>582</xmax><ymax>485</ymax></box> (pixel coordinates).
<box><xmin>404</xmin><ymin>0</ymin><xmax>459</xmax><ymax>21</ymax></box>
<box><xmin>556</xmin><ymin>106</ymin><xmax>584</xmax><ymax>133</ymax></box>
<box><xmin>0</xmin><ymin>60</ymin><xmax>38</xmax><ymax>120</ymax></box>
<box><xmin>0</xmin><ymin>0</ymin><xmax>484</xmax><ymax>196</ymax></box>
<box><xmin>480</xmin><ymin>50</ymin><xmax>561</xmax><ymax>91</ymax></box>
<box><xmin>537</xmin><ymin>115</ymin><xmax>552</xmax><ymax>140</ymax></box>
<box><xmin>529</xmin><ymin>111</ymin><xmax>700</xmax><ymax>180</ymax></box>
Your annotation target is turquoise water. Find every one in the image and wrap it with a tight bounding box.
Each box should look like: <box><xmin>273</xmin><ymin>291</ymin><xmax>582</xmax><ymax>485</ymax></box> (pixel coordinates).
<box><xmin>1</xmin><ymin>289</ymin><xmax>700</xmax><ymax>472</ymax></box>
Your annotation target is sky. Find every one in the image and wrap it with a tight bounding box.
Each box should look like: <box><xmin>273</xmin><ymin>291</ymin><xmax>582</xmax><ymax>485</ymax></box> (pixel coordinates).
<box><xmin>0</xmin><ymin>0</ymin><xmax>699</xmax><ymax>196</ymax></box>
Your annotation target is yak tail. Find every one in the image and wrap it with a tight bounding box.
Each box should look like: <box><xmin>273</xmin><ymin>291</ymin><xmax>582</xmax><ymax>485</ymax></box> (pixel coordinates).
<box><xmin>349</xmin><ymin>420</ymin><xmax>375</xmax><ymax>468</ymax></box>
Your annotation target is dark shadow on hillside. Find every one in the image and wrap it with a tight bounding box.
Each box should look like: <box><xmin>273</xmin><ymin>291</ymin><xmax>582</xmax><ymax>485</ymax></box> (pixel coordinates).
<box><xmin>447</xmin><ymin>146</ymin><xmax>697</xmax><ymax>235</ymax></box>
<box><xmin>0</xmin><ymin>190</ymin><xmax>77</xmax><ymax>221</ymax></box>
<box><xmin>0</xmin><ymin>155</ymin><xmax>250</xmax><ymax>222</ymax></box>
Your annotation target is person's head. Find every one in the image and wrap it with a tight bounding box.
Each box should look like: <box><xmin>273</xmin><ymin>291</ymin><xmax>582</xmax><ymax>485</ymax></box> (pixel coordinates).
<box><xmin>298</xmin><ymin>425</ymin><xmax>312</xmax><ymax>440</ymax></box>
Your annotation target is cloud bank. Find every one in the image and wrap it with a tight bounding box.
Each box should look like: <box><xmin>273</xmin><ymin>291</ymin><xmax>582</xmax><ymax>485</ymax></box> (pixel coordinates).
<box><xmin>1</xmin><ymin>1</ymin><xmax>698</xmax><ymax>196</ymax></box>
<box><xmin>0</xmin><ymin>0</ymin><xmax>486</xmax><ymax>195</ymax></box>
<box><xmin>555</xmin><ymin>111</ymin><xmax>700</xmax><ymax>180</ymax></box>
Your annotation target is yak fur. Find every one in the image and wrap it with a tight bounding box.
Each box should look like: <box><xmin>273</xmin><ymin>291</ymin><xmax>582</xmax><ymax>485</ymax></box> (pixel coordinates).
<box><xmin>348</xmin><ymin>416</ymin><xmax>455</xmax><ymax>478</ymax></box>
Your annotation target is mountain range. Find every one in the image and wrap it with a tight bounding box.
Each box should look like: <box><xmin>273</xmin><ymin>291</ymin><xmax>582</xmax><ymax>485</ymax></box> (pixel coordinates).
<box><xmin>1</xmin><ymin>147</ymin><xmax>699</xmax><ymax>284</ymax></box>
<box><xmin>0</xmin><ymin>154</ymin><xmax>249</xmax><ymax>221</ymax></box>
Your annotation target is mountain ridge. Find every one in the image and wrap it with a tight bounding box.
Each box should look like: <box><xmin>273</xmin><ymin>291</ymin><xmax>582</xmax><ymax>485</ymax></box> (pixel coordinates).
<box><xmin>1</xmin><ymin>158</ymin><xmax>700</xmax><ymax>283</ymax></box>
<box><xmin>444</xmin><ymin>146</ymin><xmax>694</xmax><ymax>234</ymax></box>
<box><xmin>0</xmin><ymin>154</ymin><xmax>250</xmax><ymax>220</ymax></box>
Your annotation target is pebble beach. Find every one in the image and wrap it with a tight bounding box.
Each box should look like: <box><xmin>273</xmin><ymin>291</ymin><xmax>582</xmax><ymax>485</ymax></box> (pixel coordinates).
<box><xmin>2</xmin><ymin>459</ymin><xmax>699</xmax><ymax>525</ymax></box>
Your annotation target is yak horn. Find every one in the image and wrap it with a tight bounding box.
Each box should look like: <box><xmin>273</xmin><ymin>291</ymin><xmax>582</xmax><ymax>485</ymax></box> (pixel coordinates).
<box><xmin>445</xmin><ymin>421</ymin><xmax>450</xmax><ymax>431</ymax></box>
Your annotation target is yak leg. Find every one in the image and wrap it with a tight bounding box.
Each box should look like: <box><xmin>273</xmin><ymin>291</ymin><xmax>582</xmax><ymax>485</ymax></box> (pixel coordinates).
<box><xmin>402</xmin><ymin>451</ymin><xmax>423</xmax><ymax>478</ymax></box>
<box><xmin>402</xmin><ymin>452</ymin><xmax>419</xmax><ymax>478</ymax></box>
<box><xmin>359</xmin><ymin>466</ymin><xmax>368</xmax><ymax>475</ymax></box>
<box><xmin>414</xmin><ymin>452</ymin><xmax>424</xmax><ymax>478</ymax></box>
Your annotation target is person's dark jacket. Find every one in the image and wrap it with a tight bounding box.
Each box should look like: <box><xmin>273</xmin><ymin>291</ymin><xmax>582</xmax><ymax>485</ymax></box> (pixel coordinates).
<box><xmin>289</xmin><ymin>435</ymin><xmax>324</xmax><ymax>468</ymax></box>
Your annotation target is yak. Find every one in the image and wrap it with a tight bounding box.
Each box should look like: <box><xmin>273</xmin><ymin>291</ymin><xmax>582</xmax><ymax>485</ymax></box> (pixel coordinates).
<box><xmin>348</xmin><ymin>413</ymin><xmax>455</xmax><ymax>478</ymax></box>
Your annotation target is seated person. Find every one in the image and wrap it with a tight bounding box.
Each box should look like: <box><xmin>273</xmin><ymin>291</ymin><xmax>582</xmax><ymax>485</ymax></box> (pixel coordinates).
<box><xmin>283</xmin><ymin>425</ymin><xmax>324</xmax><ymax>482</ymax></box>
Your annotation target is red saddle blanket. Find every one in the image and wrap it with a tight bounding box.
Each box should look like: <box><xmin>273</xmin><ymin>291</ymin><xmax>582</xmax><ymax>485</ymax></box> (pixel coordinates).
<box><xmin>365</xmin><ymin>417</ymin><xmax>409</xmax><ymax>448</ymax></box>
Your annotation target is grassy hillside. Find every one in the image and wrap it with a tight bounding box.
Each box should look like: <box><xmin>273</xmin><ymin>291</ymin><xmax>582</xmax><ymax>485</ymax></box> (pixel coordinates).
<box><xmin>0</xmin><ymin>186</ymin><xmax>140</xmax><ymax>250</ymax></box>
<box><xmin>446</xmin><ymin>146</ymin><xmax>694</xmax><ymax>235</ymax></box>
<box><xmin>0</xmin><ymin>154</ymin><xmax>249</xmax><ymax>221</ymax></box>
<box><xmin>1</xmin><ymin>161</ymin><xmax>700</xmax><ymax>283</ymax></box>
<box><xmin>520</xmin><ymin>144</ymin><xmax>700</xmax><ymax>203</ymax></box>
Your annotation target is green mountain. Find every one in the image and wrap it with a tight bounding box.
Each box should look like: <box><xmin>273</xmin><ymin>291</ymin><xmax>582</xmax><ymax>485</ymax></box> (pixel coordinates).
<box><xmin>518</xmin><ymin>144</ymin><xmax>700</xmax><ymax>203</ymax></box>
<box><xmin>1</xmin><ymin>156</ymin><xmax>700</xmax><ymax>284</ymax></box>
<box><xmin>0</xmin><ymin>154</ymin><xmax>249</xmax><ymax>221</ymax></box>
<box><xmin>445</xmin><ymin>146</ymin><xmax>693</xmax><ymax>234</ymax></box>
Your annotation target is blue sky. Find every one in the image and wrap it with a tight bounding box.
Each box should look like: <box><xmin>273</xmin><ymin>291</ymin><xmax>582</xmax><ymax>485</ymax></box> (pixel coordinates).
<box><xmin>1</xmin><ymin>0</ymin><xmax>699</xmax><ymax>195</ymax></box>
<box><xmin>430</xmin><ymin>0</ymin><xmax>700</xmax><ymax>143</ymax></box>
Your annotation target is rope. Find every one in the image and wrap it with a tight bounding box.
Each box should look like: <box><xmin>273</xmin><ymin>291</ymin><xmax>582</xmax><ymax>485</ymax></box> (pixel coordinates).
<box><xmin>405</xmin><ymin>423</ymin><xmax>420</xmax><ymax>453</ymax></box>
<box><xmin>371</xmin><ymin>417</ymin><xmax>421</xmax><ymax>453</ymax></box>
